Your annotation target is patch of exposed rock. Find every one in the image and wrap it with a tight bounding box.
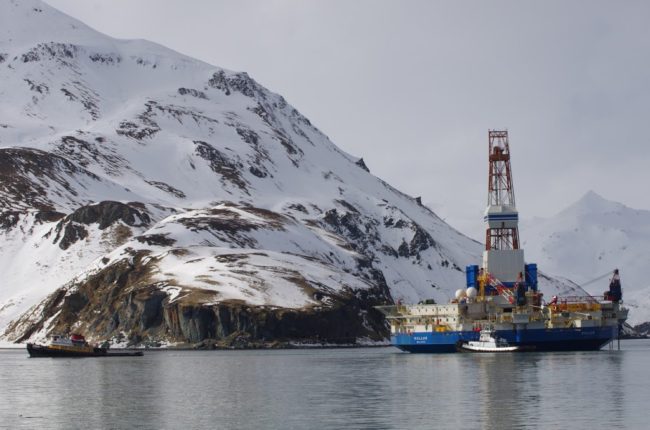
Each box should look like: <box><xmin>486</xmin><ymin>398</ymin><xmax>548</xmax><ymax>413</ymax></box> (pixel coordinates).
<box><xmin>0</xmin><ymin>147</ymin><xmax>100</xmax><ymax>211</ymax></box>
<box><xmin>51</xmin><ymin>201</ymin><xmax>150</xmax><ymax>250</ymax></box>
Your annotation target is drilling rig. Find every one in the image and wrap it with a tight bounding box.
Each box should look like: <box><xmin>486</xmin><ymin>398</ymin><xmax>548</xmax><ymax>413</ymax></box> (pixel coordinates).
<box><xmin>482</xmin><ymin>130</ymin><xmax>524</xmax><ymax>284</ymax></box>
<box><xmin>377</xmin><ymin>129</ymin><xmax>628</xmax><ymax>353</ymax></box>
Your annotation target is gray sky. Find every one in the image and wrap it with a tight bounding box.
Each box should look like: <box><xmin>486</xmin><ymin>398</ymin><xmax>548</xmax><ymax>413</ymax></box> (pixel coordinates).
<box><xmin>46</xmin><ymin>0</ymin><xmax>650</xmax><ymax>240</ymax></box>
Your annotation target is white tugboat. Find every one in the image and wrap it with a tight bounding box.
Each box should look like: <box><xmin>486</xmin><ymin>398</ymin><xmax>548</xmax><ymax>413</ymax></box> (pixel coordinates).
<box><xmin>458</xmin><ymin>328</ymin><xmax>520</xmax><ymax>353</ymax></box>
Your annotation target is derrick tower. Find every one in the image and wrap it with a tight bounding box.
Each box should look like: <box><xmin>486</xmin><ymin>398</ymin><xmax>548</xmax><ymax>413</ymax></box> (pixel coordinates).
<box><xmin>482</xmin><ymin>130</ymin><xmax>524</xmax><ymax>283</ymax></box>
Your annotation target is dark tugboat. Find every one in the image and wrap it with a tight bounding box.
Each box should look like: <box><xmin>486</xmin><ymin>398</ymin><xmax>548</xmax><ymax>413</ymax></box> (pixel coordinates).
<box><xmin>27</xmin><ymin>334</ymin><xmax>143</xmax><ymax>357</ymax></box>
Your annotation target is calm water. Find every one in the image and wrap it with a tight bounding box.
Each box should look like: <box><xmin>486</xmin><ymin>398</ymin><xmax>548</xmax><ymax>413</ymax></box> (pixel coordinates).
<box><xmin>1</xmin><ymin>341</ymin><xmax>649</xmax><ymax>429</ymax></box>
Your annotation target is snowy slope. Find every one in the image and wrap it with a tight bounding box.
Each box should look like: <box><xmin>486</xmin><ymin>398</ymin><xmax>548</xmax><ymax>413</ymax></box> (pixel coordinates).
<box><xmin>0</xmin><ymin>0</ymin><xmax>584</xmax><ymax>344</ymax></box>
<box><xmin>522</xmin><ymin>191</ymin><xmax>650</xmax><ymax>324</ymax></box>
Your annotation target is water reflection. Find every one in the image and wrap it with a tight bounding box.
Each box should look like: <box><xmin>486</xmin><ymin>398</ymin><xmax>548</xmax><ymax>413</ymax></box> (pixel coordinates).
<box><xmin>0</xmin><ymin>343</ymin><xmax>648</xmax><ymax>429</ymax></box>
<box><xmin>471</xmin><ymin>353</ymin><xmax>542</xmax><ymax>429</ymax></box>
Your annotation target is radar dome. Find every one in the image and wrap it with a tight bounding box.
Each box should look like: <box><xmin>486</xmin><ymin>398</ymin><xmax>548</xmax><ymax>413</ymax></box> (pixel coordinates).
<box><xmin>455</xmin><ymin>289</ymin><xmax>466</xmax><ymax>300</ymax></box>
<box><xmin>466</xmin><ymin>287</ymin><xmax>478</xmax><ymax>298</ymax></box>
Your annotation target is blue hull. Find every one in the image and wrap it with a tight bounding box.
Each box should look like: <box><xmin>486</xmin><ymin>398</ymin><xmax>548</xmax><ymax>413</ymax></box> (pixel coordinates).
<box><xmin>393</xmin><ymin>326</ymin><xmax>617</xmax><ymax>353</ymax></box>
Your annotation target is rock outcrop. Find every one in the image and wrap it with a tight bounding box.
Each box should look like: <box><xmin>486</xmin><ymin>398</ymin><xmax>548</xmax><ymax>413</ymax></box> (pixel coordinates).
<box><xmin>8</xmin><ymin>249</ymin><xmax>390</xmax><ymax>346</ymax></box>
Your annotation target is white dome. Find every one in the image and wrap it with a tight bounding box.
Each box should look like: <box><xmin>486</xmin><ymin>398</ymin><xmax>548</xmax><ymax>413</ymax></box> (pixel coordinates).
<box><xmin>466</xmin><ymin>287</ymin><xmax>478</xmax><ymax>298</ymax></box>
<box><xmin>455</xmin><ymin>289</ymin><xmax>466</xmax><ymax>300</ymax></box>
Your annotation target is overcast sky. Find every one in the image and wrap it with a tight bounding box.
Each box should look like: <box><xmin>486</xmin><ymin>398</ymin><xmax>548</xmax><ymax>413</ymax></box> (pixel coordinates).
<box><xmin>46</xmin><ymin>0</ymin><xmax>650</xmax><ymax>240</ymax></box>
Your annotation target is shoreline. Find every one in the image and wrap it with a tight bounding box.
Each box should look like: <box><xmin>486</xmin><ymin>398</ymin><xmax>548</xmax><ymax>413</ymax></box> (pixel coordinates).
<box><xmin>0</xmin><ymin>342</ymin><xmax>394</xmax><ymax>352</ymax></box>
<box><xmin>4</xmin><ymin>337</ymin><xmax>650</xmax><ymax>352</ymax></box>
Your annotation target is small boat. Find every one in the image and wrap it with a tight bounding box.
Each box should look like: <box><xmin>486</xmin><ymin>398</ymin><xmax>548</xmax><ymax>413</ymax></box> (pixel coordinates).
<box><xmin>27</xmin><ymin>334</ymin><xmax>143</xmax><ymax>358</ymax></box>
<box><xmin>457</xmin><ymin>329</ymin><xmax>520</xmax><ymax>353</ymax></box>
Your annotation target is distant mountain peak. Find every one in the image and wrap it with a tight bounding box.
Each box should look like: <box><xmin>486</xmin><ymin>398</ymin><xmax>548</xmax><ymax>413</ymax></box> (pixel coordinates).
<box><xmin>581</xmin><ymin>189</ymin><xmax>603</xmax><ymax>200</ymax></box>
<box><xmin>562</xmin><ymin>190</ymin><xmax>623</xmax><ymax>216</ymax></box>
<box><xmin>523</xmin><ymin>189</ymin><xmax>650</xmax><ymax>325</ymax></box>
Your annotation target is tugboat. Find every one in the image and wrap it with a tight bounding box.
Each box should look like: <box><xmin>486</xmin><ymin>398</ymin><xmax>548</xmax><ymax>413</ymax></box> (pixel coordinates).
<box><xmin>457</xmin><ymin>329</ymin><xmax>520</xmax><ymax>353</ymax></box>
<box><xmin>27</xmin><ymin>334</ymin><xmax>143</xmax><ymax>357</ymax></box>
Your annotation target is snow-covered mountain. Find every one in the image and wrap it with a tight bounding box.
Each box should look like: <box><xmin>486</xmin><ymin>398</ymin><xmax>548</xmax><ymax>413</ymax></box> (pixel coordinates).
<box><xmin>0</xmin><ymin>0</ymin><xmax>583</xmax><ymax>346</ymax></box>
<box><xmin>522</xmin><ymin>191</ymin><xmax>650</xmax><ymax>325</ymax></box>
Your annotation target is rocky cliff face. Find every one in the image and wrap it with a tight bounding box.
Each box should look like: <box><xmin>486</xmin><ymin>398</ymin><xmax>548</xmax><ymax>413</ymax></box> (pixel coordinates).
<box><xmin>0</xmin><ymin>0</ymin><xmax>583</xmax><ymax>347</ymax></box>
<box><xmin>8</xmin><ymin>250</ymin><xmax>390</xmax><ymax>347</ymax></box>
